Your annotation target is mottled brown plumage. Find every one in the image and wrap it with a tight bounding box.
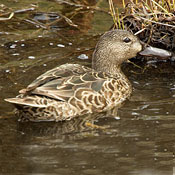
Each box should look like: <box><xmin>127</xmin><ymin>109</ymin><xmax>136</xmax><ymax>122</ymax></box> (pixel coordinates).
<box><xmin>5</xmin><ymin>30</ymin><xmax>143</xmax><ymax>122</ymax></box>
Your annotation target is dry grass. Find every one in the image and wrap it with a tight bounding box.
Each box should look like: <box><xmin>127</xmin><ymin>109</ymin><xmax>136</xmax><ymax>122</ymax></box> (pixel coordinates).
<box><xmin>109</xmin><ymin>0</ymin><xmax>175</xmax><ymax>51</ymax></box>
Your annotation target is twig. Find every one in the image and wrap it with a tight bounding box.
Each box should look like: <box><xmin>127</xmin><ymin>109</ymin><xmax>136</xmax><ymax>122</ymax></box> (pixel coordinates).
<box><xmin>59</xmin><ymin>13</ymin><xmax>78</xmax><ymax>28</ymax></box>
<box><xmin>126</xmin><ymin>60</ymin><xmax>143</xmax><ymax>70</ymax></box>
<box><xmin>0</xmin><ymin>8</ymin><xmax>36</xmax><ymax>21</ymax></box>
<box><xmin>55</xmin><ymin>0</ymin><xmax>108</xmax><ymax>14</ymax></box>
<box><xmin>151</xmin><ymin>0</ymin><xmax>170</xmax><ymax>14</ymax></box>
<box><xmin>24</xmin><ymin>19</ymin><xmax>48</xmax><ymax>29</ymax></box>
<box><xmin>14</xmin><ymin>8</ymin><xmax>35</xmax><ymax>14</ymax></box>
<box><xmin>109</xmin><ymin>0</ymin><xmax>118</xmax><ymax>28</ymax></box>
<box><xmin>0</xmin><ymin>12</ymin><xmax>14</xmax><ymax>21</ymax></box>
<box><xmin>134</xmin><ymin>28</ymin><xmax>146</xmax><ymax>35</ymax></box>
<box><xmin>139</xmin><ymin>16</ymin><xmax>175</xmax><ymax>28</ymax></box>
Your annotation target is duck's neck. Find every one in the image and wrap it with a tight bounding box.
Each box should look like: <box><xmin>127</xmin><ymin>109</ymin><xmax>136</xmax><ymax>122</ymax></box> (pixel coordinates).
<box><xmin>92</xmin><ymin>43</ymin><xmax>125</xmax><ymax>75</ymax></box>
<box><xmin>92</xmin><ymin>51</ymin><xmax>123</xmax><ymax>75</ymax></box>
<box><xmin>94</xmin><ymin>61</ymin><xmax>128</xmax><ymax>80</ymax></box>
<box><xmin>92</xmin><ymin>61</ymin><xmax>131</xmax><ymax>91</ymax></box>
<box><xmin>93</xmin><ymin>62</ymin><xmax>121</xmax><ymax>75</ymax></box>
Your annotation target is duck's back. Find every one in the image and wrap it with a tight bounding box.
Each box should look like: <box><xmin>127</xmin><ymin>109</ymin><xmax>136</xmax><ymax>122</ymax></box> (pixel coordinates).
<box><xmin>5</xmin><ymin>64</ymin><xmax>132</xmax><ymax>121</ymax></box>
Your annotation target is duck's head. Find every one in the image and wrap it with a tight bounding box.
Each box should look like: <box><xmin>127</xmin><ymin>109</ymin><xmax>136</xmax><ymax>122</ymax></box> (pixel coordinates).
<box><xmin>92</xmin><ymin>30</ymin><xmax>142</xmax><ymax>74</ymax></box>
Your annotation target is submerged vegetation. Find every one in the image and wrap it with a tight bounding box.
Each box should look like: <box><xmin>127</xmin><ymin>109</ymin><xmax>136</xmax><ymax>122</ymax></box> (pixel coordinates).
<box><xmin>109</xmin><ymin>0</ymin><xmax>175</xmax><ymax>52</ymax></box>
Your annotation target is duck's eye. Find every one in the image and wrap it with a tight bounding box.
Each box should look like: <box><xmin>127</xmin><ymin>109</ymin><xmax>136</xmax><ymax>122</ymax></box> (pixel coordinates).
<box><xmin>123</xmin><ymin>37</ymin><xmax>131</xmax><ymax>43</ymax></box>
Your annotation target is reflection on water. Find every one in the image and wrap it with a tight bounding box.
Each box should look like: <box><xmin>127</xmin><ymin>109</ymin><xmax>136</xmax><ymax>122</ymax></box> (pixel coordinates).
<box><xmin>0</xmin><ymin>0</ymin><xmax>175</xmax><ymax>175</ymax></box>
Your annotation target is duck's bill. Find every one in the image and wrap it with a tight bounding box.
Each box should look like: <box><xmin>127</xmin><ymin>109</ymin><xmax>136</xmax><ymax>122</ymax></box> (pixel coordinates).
<box><xmin>139</xmin><ymin>46</ymin><xmax>173</xmax><ymax>59</ymax></box>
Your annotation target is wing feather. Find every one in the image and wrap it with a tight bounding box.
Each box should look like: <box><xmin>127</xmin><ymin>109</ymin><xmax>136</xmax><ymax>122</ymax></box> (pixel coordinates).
<box><xmin>7</xmin><ymin>64</ymin><xmax>109</xmax><ymax>106</ymax></box>
<box><xmin>22</xmin><ymin>64</ymin><xmax>91</xmax><ymax>92</ymax></box>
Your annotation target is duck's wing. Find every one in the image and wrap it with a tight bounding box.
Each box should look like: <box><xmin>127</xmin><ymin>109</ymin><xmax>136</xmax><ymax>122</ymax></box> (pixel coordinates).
<box><xmin>29</xmin><ymin>71</ymin><xmax>107</xmax><ymax>101</ymax></box>
<box><xmin>21</xmin><ymin>63</ymin><xmax>92</xmax><ymax>93</ymax></box>
<box><xmin>5</xmin><ymin>64</ymin><xmax>109</xmax><ymax>107</ymax></box>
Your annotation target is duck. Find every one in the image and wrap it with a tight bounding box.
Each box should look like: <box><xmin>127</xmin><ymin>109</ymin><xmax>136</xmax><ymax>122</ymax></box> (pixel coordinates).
<box><xmin>5</xmin><ymin>30</ymin><xmax>148</xmax><ymax>122</ymax></box>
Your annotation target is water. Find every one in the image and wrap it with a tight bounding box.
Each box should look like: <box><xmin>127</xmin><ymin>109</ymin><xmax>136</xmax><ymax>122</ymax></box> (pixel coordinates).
<box><xmin>0</xmin><ymin>1</ymin><xmax>175</xmax><ymax>175</ymax></box>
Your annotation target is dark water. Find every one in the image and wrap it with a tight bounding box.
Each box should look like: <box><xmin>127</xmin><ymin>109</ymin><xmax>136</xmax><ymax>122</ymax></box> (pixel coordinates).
<box><xmin>0</xmin><ymin>1</ymin><xmax>175</xmax><ymax>175</ymax></box>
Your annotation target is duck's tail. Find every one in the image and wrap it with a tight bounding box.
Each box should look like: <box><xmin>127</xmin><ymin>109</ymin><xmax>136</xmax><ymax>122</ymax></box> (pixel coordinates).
<box><xmin>4</xmin><ymin>96</ymin><xmax>47</xmax><ymax>108</ymax></box>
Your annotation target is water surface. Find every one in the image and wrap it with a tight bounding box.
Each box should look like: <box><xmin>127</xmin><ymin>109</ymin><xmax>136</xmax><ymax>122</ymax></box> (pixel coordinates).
<box><xmin>0</xmin><ymin>1</ymin><xmax>175</xmax><ymax>175</ymax></box>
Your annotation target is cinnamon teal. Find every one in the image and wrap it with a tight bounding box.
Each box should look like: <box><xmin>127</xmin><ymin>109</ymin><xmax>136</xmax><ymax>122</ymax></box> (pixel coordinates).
<box><xmin>5</xmin><ymin>30</ymin><xmax>149</xmax><ymax>122</ymax></box>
